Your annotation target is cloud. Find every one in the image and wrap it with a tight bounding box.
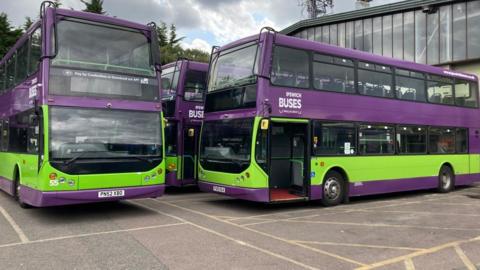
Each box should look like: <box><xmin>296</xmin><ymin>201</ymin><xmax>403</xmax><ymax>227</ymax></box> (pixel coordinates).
<box><xmin>181</xmin><ymin>38</ymin><xmax>211</xmax><ymax>52</ymax></box>
<box><xmin>3</xmin><ymin>0</ymin><xmax>402</xmax><ymax>49</ymax></box>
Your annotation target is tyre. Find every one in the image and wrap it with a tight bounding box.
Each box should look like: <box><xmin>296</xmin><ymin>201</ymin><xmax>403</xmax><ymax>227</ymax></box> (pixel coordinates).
<box><xmin>437</xmin><ymin>165</ymin><xmax>454</xmax><ymax>193</ymax></box>
<box><xmin>321</xmin><ymin>171</ymin><xmax>345</xmax><ymax>207</ymax></box>
<box><xmin>13</xmin><ymin>172</ymin><xmax>30</xmax><ymax>209</ymax></box>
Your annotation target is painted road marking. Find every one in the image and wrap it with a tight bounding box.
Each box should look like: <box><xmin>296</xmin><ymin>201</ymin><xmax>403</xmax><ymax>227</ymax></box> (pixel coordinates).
<box><xmin>293</xmin><ymin>241</ymin><xmax>425</xmax><ymax>251</ymax></box>
<box><xmin>454</xmin><ymin>245</ymin><xmax>477</xmax><ymax>270</ymax></box>
<box><xmin>129</xmin><ymin>200</ymin><xmax>321</xmax><ymax>270</ymax></box>
<box><xmin>404</xmin><ymin>258</ymin><xmax>415</xmax><ymax>270</ymax></box>
<box><xmin>355</xmin><ymin>235</ymin><xmax>480</xmax><ymax>270</ymax></box>
<box><xmin>157</xmin><ymin>200</ymin><xmax>367</xmax><ymax>267</ymax></box>
<box><xmin>0</xmin><ymin>222</ymin><xmax>186</xmax><ymax>249</ymax></box>
<box><xmin>0</xmin><ymin>206</ymin><xmax>29</xmax><ymax>243</ymax></box>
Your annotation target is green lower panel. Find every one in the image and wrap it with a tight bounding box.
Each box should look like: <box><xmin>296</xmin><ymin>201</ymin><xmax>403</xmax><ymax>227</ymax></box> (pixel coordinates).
<box><xmin>310</xmin><ymin>154</ymin><xmax>477</xmax><ymax>185</ymax></box>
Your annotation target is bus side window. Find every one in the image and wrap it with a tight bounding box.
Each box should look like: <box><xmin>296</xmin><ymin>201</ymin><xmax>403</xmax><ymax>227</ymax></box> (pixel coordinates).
<box><xmin>0</xmin><ymin>64</ymin><xmax>5</xmax><ymax>93</ymax></box>
<box><xmin>455</xmin><ymin>81</ymin><xmax>478</xmax><ymax>108</ymax></box>
<box><xmin>29</xmin><ymin>27</ymin><xmax>42</xmax><ymax>75</ymax></box>
<box><xmin>313</xmin><ymin>121</ymin><xmax>356</xmax><ymax>155</ymax></box>
<box><xmin>455</xmin><ymin>128</ymin><xmax>468</xmax><ymax>153</ymax></box>
<box><xmin>27</xmin><ymin>111</ymin><xmax>40</xmax><ymax>154</ymax></box>
<box><xmin>2</xmin><ymin>120</ymin><xmax>9</xmax><ymax>151</ymax></box>
<box><xmin>428</xmin><ymin>127</ymin><xmax>455</xmax><ymax>153</ymax></box>
<box><xmin>271</xmin><ymin>46</ymin><xmax>310</xmax><ymax>89</ymax></box>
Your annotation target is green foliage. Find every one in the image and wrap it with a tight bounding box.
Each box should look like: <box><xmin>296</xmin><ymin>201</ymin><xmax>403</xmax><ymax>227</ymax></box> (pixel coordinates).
<box><xmin>23</xmin><ymin>17</ymin><xmax>33</xmax><ymax>31</ymax></box>
<box><xmin>0</xmin><ymin>13</ymin><xmax>23</xmax><ymax>58</ymax></box>
<box><xmin>52</xmin><ymin>0</ymin><xmax>62</xmax><ymax>8</ymax></box>
<box><xmin>155</xmin><ymin>21</ymin><xmax>210</xmax><ymax>64</ymax></box>
<box><xmin>81</xmin><ymin>0</ymin><xmax>105</xmax><ymax>14</ymax></box>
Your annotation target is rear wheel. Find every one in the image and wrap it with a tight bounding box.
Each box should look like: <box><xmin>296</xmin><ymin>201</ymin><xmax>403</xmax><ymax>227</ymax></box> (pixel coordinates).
<box><xmin>321</xmin><ymin>171</ymin><xmax>345</xmax><ymax>207</ymax></box>
<box><xmin>437</xmin><ymin>165</ymin><xmax>454</xmax><ymax>193</ymax></box>
<box><xmin>13</xmin><ymin>171</ymin><xmax>30</xmax><ymax>209</ymax></box>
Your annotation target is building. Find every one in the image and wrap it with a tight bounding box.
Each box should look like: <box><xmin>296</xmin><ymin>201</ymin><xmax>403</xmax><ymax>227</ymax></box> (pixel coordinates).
<box><xmin>281</xmin><ymin>0</ymin><xmax>480</xmax><ymax>78</ymax></box>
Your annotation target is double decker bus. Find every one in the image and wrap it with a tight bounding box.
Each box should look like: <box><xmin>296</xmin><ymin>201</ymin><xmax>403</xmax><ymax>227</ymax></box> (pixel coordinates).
<box><xmin>161</xmin><ymin>60</ymin><xmax>208</xmax><ymax>187</ymax></box>
<box><xmin>198</xmin><ymin>29</ymin><xmax>480</xmax><ymax>205</ymax></box>
<box><xmin>0</xmin><ymin>3</ymin><xmax>165</xmax><ymax>207</ymax></box>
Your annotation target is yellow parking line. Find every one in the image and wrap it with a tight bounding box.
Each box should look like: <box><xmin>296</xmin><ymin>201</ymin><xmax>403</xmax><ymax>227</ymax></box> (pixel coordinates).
<box><xmin>158</xmin><ymin>200</ymin><xmax>367</xmax><ymax>267</ymax></box>
<box><xmin>355</xmin><ymin>235</ymin><xmax>480</xmax><ymax>270</ymax></box>
<box><xmin>293</xmin><ymin>240</ymin><xmax>424</xmax><ymax>251</ymax></box>
<box><xmin>352</xmin><ymin>208</ymin><xmax>480</xmax><ymax>217</ymax></box>
<box><xmin>130</xmin><ymin>201</ymin><xmax>320</xmax><ymax>270</ymax></box>
<box><xmin>283</xmin><ymin>219</ymin><xmax>480</xmax><ymax>232</ymax></box>
<box><xmin>0</xmin><ymin>206</ymin><xmax>29</xmax><ymax>243</ymax></box>
<box><xmin>454</xmin><ymin>245</ymin><xmax>477</xmax><ymax>270</ymax></box>
<box><xmin>404</xmin><ymin>258</ymin><xmax>415</xmax><ymax>270</ymax></box>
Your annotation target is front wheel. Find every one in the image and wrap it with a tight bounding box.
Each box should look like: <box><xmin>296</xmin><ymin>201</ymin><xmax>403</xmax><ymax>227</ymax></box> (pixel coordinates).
<box><xmin>437</xmin><ymin>165</ymin><xmax>454</xmax><ymax>193</ymax></box>
<box><xmin>13</xmin><ymin>173</ymin><xmax>31</xmax><ymax>209</ymax></box>
<box><xmin>321</xmin><ymin>171</ymin><xmax>345</xmax><ymax>207</ymax></box>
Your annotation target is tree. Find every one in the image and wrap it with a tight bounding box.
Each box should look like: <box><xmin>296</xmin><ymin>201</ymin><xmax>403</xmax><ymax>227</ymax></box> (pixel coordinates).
<box><xmin>52</xmin><ymin>0</ymin><xmax>62</xmax><ymax>8</ymax></box>
<box><xmin>23</xmin><ymin>17</ymin><xmax>33</xmax><ymax>31</ymax></box>
<box><xmin>0</xmin><ymin>13</ymin><xmax>23</xmax><ymax>58</ymax></box>
<box><xmin>81</xmin><ymin>0</ymin><xmax>106</xmax><ymax>14</ymax></box>
<box><xmin>180</xmin><ymin>49</ymin><xmax>210</xmax><ymax>63</ymax></box>
<box><xmin>155</xmin><ymin>21</ymin><xmax>209</xmax><ymax>64</ymax></box>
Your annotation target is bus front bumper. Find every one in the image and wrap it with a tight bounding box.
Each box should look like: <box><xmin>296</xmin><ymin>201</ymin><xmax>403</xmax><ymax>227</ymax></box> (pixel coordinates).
<box><xmin>18</xmin><ymin>184</ymin><xmax>165</xmax><ymax>207</ymax></box>
<box><xmin>198</xmin><ymin>181</ymin><xmax>269</xmax><ymax>202</ymax></box>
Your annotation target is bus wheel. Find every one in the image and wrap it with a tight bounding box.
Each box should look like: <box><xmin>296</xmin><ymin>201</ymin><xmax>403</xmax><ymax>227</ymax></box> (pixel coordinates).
<box><xmin>437</xmin><ymin>165</ymin><xmax>454</xmax><ymax>193</ymax></box>
<box><xmin>13</xmin><ymin>173</ymin><xmax>30</xmax><ymax>209</ymax></box>
<box><xmin>321</xmin><ymin>171</ymin><xmax>345</xmax><ymax>207</ymax></box>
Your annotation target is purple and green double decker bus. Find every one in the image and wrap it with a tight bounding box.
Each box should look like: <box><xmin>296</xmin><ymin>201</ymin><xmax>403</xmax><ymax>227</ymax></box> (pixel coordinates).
<box><xmin>0</xmin><ymin>3</ymin><xmax>165</xmax><ymax>207</ymax></box>
<box><xmin>198</xmin><ymin>30</ymin><xmax>480</xmax><ymax>205</ymax></box>
<box><xmin>161</xmin><ymin>60</ymin><xmax>208</xmax><ymax>187</ymax></box>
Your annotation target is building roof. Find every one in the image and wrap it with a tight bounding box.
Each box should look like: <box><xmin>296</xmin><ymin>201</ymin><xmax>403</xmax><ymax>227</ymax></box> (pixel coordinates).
<box><xmin>281</xmin><ymin>0</ymin><xmax>457</xmax><ymax>35</ymax></box>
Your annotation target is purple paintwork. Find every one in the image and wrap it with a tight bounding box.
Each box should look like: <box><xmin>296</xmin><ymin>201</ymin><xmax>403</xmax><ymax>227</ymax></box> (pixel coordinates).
<box><xmin>0</xmin><ymin>177</ymin><xmax>14</xmax><ymax>196</ymax></box>
<box><xmin>198</xmin><ymin>181</ymin><xmax>270</xmax><ymax>202</ymax></box>
<box><xmin>200</xmin><ymin>174</ymin><xmax>480</xmax><ymax>203</ymax></box>
<box><xmin>205</xmin><ymin>32</ymin><xmax>480</xmax><ymax>155</ymax></box>
<box><xmin>46</xmin><ymin>95</ymin><xmax>162</xmax><ymax>112</ymax></box>
<box><xmin>18</xmin><ymin>184</ymin><xmax>165</xmax><ymax>207</ymax></box>
<box><xmin>162</xmin><ymin>60</ymin><xmax>208</xmax><ymax>188</ymax></box>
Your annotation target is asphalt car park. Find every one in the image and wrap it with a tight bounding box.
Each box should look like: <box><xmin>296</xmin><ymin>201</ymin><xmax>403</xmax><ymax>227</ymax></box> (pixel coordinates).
<box><xmin>0</xmin><ymin>185</ymin><xmax>479</xmax><ymax>270</ymax></box>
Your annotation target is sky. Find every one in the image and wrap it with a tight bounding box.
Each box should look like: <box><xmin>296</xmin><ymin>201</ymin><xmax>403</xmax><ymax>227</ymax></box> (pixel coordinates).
<box><xmin>1</xmin><ymin>0</ymin><xmax>401</xmax><ymax>52</ymax></box>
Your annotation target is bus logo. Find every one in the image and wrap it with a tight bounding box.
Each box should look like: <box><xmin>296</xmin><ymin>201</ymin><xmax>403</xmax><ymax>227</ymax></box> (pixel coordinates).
<box><xmin>279</xmin><ymin>91</ymin><xmax>302</xmax><ymax>114</ymax></box>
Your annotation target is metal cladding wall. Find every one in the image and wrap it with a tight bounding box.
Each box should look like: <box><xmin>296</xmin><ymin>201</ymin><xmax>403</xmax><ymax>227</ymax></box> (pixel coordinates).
<box><xmin>281</xmin><ymin>0</ymin><xmax>480</xmax><ymax>79</ymax></box>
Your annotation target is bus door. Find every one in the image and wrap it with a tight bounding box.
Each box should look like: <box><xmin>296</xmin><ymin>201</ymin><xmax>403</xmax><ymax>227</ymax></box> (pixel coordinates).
<box><xmin>182</xmin><ymin>126</ymin><xmax>199</xmax><ymax>182</ymax></box>
<box><xmin>268</xmin><ymin>120</ymin><xmax>309</xmax><ymax>202</ymax></box>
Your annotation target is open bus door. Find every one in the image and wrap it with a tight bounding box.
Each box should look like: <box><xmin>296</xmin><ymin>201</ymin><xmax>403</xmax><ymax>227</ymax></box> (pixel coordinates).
<box><xmin>268</xmin><ymin>119</ymin><xmax>310</xmax><ymax>202</ymax></box>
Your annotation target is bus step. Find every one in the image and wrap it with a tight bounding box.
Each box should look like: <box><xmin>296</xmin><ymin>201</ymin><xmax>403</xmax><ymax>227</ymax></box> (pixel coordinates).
<box><xmin>270</xmin><ymin>189</ymin><xmax>307</xmax><ymax>202</ymax></box>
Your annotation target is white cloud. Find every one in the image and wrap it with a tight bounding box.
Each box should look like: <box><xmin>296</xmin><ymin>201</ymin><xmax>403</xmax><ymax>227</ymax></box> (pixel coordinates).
<box><xmin>181</xmin><ymin>38</ymin><xmax>211</xmax><ymax>52</ymax></box>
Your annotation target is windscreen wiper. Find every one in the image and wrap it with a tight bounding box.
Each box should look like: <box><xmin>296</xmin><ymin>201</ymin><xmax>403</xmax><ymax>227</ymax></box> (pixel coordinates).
<box><xmin>63</xmin><ymin>151</ymin><xmax>106</xmax><ymax>166</ymax></box>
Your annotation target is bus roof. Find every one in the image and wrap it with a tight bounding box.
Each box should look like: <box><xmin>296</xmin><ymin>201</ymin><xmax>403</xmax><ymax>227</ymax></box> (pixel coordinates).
<box><xmin>216</xmin><ymin>32</ymin><xmax>478</xmax><ymax>82</ymax></box>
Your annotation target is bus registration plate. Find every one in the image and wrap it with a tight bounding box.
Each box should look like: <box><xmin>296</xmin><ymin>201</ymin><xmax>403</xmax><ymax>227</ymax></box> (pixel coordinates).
<box><xmin>98</xmin><ymin>190</ymin><xmax>125</xmax><ymax>198</ymax></box>
<box><xmin>212</xmin><ymin>186</ymin><xmax>226</xmax><ymax>193</ymax></box>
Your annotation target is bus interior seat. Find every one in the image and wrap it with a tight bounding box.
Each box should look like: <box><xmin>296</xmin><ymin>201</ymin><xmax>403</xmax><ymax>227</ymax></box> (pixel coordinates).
<box><xmin>295</xmin><ymin>72</ymin><xmax>309</xmax><ymax>88</ymax></box>
<box><xmin>402</xmin><ymin>90</ymin><xmax>415</xmax><ymax>100</ymax></box>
